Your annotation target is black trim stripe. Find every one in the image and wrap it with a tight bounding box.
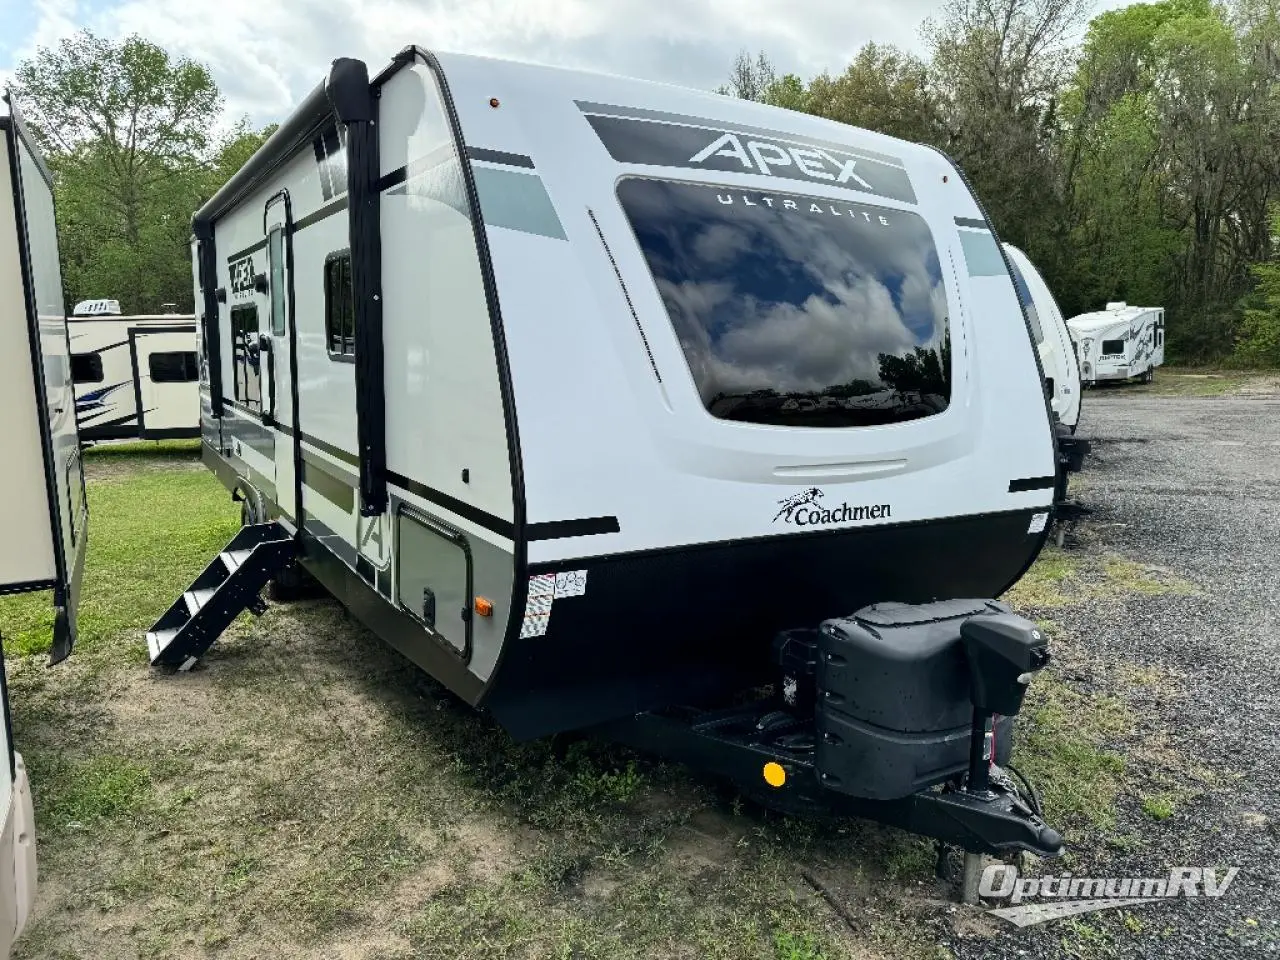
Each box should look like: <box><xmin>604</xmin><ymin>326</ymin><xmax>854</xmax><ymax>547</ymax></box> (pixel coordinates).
<box><xmin>387</xmin><ymin>470</ymin><xmax>514</xmax><ymax>540</ymax></box>
<box><xmin>527</xmin><ymin>517</ymin><xmax>620</xmax><ymax>541</ymax></box>
<box><xmin>376</xmin><ymin>142</ymin><xmax>459</xmax><ymax>193</ymax></box>
<box><xmin>294</xmin><ymin>195</ymin><xmax>349</xmax><ymax>233</ymax></box>
<box><xmin>227</xmin><ymin>237</ymin><xmax>267</xmax><ymax>262</ymax></box>
<box><xmin>0</xmin><ymin>578</ymin><xmax>58</xmax><ymax>597</ymax></box>
<box><xmin>954</xmin><ymin>217</ymin><xmax>988</xmax><ymax>230</ymax></box>
<box><xmin>1008</xmin><ymin>476</ymin><xmax>1056</xmax><ymax>493</ymax></box>
<box><xmin>301</xmin><ymin>430</ymin><xmax>358</xmax><ymax>469</ymax></box>
<box><xmin>465</xmin><ymin>146</ymin><xmax>535</xmax><ymax>169</ymax></box>
<box><xmin>377</xmin><ymin>166</ymin><xmax>407</xmax><ymax>192</ymax></box>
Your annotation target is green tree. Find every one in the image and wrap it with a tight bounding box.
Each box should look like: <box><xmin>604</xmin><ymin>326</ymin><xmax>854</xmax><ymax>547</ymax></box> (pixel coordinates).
<box><xmin>805</xmin><ymin>43</ymin><xmax>941</xmax><ymax>144</ymax></box>
<box><xmin>13</xmin><ymin>31</ymin><xmax>271</xmax><ymax>313</ymax></box>
<box><xmin>1235</xmin><ymin>207</ymin><xmax>1280</xmax><ymax>365</ymax></box>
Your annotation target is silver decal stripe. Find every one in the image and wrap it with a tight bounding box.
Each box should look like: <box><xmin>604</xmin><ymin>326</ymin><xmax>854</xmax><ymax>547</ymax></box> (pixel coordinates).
<box><xmin>471</xmin><ymin>166</ymin><xmax>567</xmax><ymax>240</ymax></box>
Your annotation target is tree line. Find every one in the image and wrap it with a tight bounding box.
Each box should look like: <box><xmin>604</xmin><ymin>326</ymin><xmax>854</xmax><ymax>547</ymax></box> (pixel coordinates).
<box><xmin>12</xmin><ymin>32</ymin><xmax>274</xmax><ymax>316</ymax></box>
<box><xmin>721</xmin><ymin>0</ymin><xmax>1280</xmax><ymax>365</ymax></box>
<box><xmin>11</xmin><ymin>5</ymin><xmax>1280</xmax><ymax>365</ymax></box>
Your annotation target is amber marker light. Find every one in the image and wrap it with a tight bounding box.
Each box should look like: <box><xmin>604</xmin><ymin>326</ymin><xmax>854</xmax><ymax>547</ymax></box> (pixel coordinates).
<box><xmin>762</xmin><ymin>762</ymin><xmax>786</xmax><ymax>788</ymax></box>
<box><xmin>474</xmin><ymin>596</ymin><xmax>494</xmax><ymax>617</ymax></box>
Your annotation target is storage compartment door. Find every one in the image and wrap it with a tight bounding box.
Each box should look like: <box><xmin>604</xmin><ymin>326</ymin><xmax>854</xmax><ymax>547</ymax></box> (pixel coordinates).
<box><xmin>131</xmin><ymin>326</ymin><xmax>199</xmax><ymax>437</ymax></box>
<box><xmin>396</xmin><ymin>509</ymin><xmax>472</xmax><ymax>659</ymax></box>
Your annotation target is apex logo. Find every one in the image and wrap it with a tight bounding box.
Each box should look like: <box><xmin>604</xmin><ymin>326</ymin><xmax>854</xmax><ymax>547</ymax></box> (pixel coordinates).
<box><xmin>690</xmin><ymin>133</ymin><xmax>874</xmax><ymax>191</ymax></box>
<box><xmin>773</xmin><ymin>487</ymin><xmax>891</xmax><ymax>527</ymax></box>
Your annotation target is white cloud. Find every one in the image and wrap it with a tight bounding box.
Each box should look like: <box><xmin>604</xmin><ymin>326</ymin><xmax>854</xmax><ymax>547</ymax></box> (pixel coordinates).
<box><xmin>3</xmin><ymin>0</ymin><xmax>1141</xmax><ymax>128</ymax></box>
<box><xmin>3</xmin><ymin>0</ymin><xmax>949</xmax><ymax>126</ymax></box>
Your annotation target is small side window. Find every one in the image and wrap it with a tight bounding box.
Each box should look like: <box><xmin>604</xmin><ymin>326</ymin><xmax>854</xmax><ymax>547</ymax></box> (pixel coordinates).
<box><xmin>149</xmin><ymin>351</ymin><xmax>199</xmax><ymax>383</ymax></box>
<box><xmin>324</xmin><ymin>250</ymin><xmax>354</xmax><ymax>359</ymax></box>
<box><xmin>71</xmin><ymin>353</ymin><xmax>103</xmax><ymax>383</ymax></box>
<box><xmin>268</xmin><ymin>227</ymin><xmax>287</xmax><ymax>336</ymax></box>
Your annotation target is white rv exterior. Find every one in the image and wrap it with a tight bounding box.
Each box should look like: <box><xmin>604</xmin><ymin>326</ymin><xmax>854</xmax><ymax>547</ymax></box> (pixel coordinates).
<box><xmin>190</xmin><ymin>49</ymin><xmax>1057</xmax><ymax>740</ymax></box>
<box><xmin>69</xmin><ymin>300</ymin><xmax>200</xmax><ymax>441</ymax></box>
<box><xmin>1002</xmin><ymin>244</ymin><xmax>1081</xmax><ymax>431</ymax></box>
<box><xmin>1068</xmin><ymin>303</ymin><xmax>1165</xmax><ymax>386</ymax></box>
<box><xmin>2</xmin><ymin>95</ymin><xmax>89</xmax><ymax>958</ymax></box>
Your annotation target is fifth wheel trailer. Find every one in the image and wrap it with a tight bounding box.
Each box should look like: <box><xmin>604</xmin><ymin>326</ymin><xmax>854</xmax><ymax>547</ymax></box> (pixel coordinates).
<box><xmin>69</xmin><ymin>300</ymin><xmax>200</xmax><ymax>442</ymax></box>
<box><xmin>156</xmin><ymin>49</ymin><xmax>1069</xmax><ymax>870</ymax></box>
<box><xmin>1068</xmin><ymin>302</ymin><xmax>1166</xmax><ymax>386</ymax></box>
<box><xmin>1</xmin><ymin>95</ymin><xmax>89</xmax><ymax>957</ymax></box>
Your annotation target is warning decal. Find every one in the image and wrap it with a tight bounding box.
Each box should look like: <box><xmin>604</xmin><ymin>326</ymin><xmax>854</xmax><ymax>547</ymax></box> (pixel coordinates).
<box><xmin>519</xmin><ymin>570</ymin><xmax>588</xmax><ymax>638</ymax></box>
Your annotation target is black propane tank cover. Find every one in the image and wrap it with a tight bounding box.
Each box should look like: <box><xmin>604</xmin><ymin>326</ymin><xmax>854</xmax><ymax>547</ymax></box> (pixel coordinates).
<box><xmin>814</xmin><ymin>598</ymin><xmax>1013</xmax><ymax>801</ymax></box>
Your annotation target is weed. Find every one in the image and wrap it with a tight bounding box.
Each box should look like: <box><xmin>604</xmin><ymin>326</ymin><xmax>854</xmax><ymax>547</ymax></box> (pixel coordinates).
<box><xmin>773</xmin><ymin>927</ymin><xmax>829</xmax><ymax>960</ymax></box>
<box><xmin>1141</xmin><ymin>794</ymin><xmax>1177</xmax><ymax>821</ymax></box>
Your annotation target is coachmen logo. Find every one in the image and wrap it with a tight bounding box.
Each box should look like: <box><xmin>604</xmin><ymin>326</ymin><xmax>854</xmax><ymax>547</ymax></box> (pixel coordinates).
<box><xmin>690</xmin><ymin>133</ymin><xmax>874</xmax><ymax>191</ymax></box>
<box><xmin>773</xmin><ymin>488</ymin><xmax>891</xmax><ymax>527</ymax></box>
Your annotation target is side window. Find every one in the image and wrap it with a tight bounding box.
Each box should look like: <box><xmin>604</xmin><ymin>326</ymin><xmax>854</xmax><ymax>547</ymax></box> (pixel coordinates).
<box><xmin>149</xmin><ymin>351</ymin><xmax>199</xmax><ymax>383</ymax></box>
<box><xmin>324</xmin><ymin>251</ymin><xmax>354</xmax><ymax>359</ymax></box>
<box><xmin>230</xmin><ymin>304</ymin><xmax>262</xmax><ymax>409</ymax></box>
<box><xmin>70</xmin><ymin>353</ymin><xmax>103</xmax><ymax>383</ymax></box>
<box><xmin>268</xmin><ymin>227</ymin><xmax>287</xmax><ymax>336</ymax></box>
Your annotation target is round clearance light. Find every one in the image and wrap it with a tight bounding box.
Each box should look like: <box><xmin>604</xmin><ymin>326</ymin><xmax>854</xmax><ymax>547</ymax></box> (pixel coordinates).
<box><xmin>762</xmin><ymin>762</ymin><xmax>787</xmax><ymax>788</ymax></box>
<box><xmin>942</xmin><ymin>174</ymin><xmax>949</xmax><ymax>183</ymax></box>
<box><xmin>489</xmin><ymin>97</ymin><xmax>501</xmax><ymax>108</ymax></box>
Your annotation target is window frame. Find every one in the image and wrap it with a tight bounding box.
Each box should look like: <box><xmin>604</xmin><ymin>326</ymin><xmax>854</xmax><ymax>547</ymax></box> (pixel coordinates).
<box><xmin>148</xmin><ymin>351</ymin><xmax>200</xmax><ymax>384</ymax></box>
<box><xmin>324</xmin><ymin>248</ymin><xmax>355</xmax><ymax>363</ymax></box>
<box><xmin>229</xmin><ymin>303</ymin><xmax>262</xmax><ymax>409</ymax></box>
<box><xmin>70</xmin><ymin>352</ymin><xmax>104</xmax><ymax>384</ymax></box>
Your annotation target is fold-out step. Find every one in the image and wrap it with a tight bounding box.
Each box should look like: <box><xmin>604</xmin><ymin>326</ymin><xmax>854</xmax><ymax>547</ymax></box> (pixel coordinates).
<box><xmin>147</xmin><ymin>522</ymin><xmax>295</xmax><ymax>670</ymax></box>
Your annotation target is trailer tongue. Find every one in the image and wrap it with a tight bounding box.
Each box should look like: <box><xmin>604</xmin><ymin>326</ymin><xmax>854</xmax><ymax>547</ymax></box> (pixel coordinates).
<box><xmin>602</xmin><ymin>599</ymin><xmax>1062</xmax><ymax>873</ymax></box>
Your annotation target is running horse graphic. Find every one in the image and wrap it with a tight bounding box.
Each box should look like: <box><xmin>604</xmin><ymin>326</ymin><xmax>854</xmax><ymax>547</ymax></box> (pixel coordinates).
<box><xmin>773</xmin><ymin>487</ymin><xmax>824</xmax><ymax>523</ymax></box>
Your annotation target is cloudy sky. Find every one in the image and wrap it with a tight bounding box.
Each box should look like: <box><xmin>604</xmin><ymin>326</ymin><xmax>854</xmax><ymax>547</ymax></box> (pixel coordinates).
<box><xmin>1</xmin><ymin>0</ymin><xmax>1130</xmax><ymax>128</ymax></box>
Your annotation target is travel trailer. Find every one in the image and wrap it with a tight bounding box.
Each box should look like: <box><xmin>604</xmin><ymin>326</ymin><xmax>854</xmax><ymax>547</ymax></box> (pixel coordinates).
<box><xmin>69</xmin><ymin>299</ymin><xmax>200</xmax><ymax>441</ymax></box>
<box><xmin>2</xmin><ymin>95</ymin><xmax>89</xmax><ymax>957</ymax></box>
<box><xmin>1002</xmin><ymin>244</ymin><xmax>1089</xmax><ymax>539</ymax></box>
<box><xmin>159</xmin><ymin>50</ymin><xmax>1068</xmax><ymax>878</ymax></box>
<box><xmin>1067</xmin><ymin>302</ymin><xmax>1165</xmax><ymax>386</ymax></box>
<box><xmin>1002</xmin><ymin>245</ymin><xmax>1080</xmax><ymax>433</ymax></box>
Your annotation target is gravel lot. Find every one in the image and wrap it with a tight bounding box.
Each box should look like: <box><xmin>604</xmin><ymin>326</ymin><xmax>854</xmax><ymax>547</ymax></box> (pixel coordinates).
<box><xmin>960</xmin><ymin>385</ymin><xmax>1280</xmax><ymax>958</ymax></box>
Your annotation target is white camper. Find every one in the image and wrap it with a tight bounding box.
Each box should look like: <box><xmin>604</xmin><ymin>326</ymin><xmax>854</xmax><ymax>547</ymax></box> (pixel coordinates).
<box><xmin>1002</xmin><ymin>244</ymin><xmax>1081</xmax><ymax>433</ymax></box>
<box><xmin>2</xmin><ymin>95</ymin><xmax>89</xmax><ymax>957</ymax></box>
<box><xmin>158</xmin><ymin>50</ymin><xmax>1068</xmax><ymax>867</ymax></box>
<box><xmin>1068</xmin><ymin>302</ymin><xmax>1165</xmax><ymax>386</ymax></box>
<box><xmin>69</xmin><ymin>299</ymin><xmax>200</xmax><ymax>442</ymax></box>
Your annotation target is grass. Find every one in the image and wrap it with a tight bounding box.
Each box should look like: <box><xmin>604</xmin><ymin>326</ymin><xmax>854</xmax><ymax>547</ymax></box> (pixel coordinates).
<box><xmin>1103</xmin><ymin>366</ymin><xmax>1274</xmax><ymax>397</ymax></box>
<box><xmin>1014</xmin><ymin>668</ymin><xmax>1130</xmax><ymax>832</ymax></box>
<box><xmin>1004</xmin><ymin>546</ymin><xmax>1195</xmax><ymax>611</ymax></box>
<box><xmin>0</xmin><ymin>443</ymin><xmax>1211</xmax><ymax>958</ymax></box>
<box><xmin>0</xmin><ymin>441</ymin><xmax>238</xmax><ymax>658</ymax></box>
<box><xmin>1140</xmin><ymin>794</ymin><xmax>1177</xmax><ymax>821</ymax></box>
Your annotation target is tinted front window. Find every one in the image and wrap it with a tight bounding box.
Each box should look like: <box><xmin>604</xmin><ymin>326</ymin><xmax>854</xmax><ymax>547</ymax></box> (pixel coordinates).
<box><xmin>1101</xmin><ymin>339</ymin><xmax>1125</xmax><ymax>355</ymax></box>
<box><xmin>1006</xmin><ymin>257</ymin><xmax>1044</xmax><ymax>344</ymax></box>
<box><xmin>618</xmin><ymin>178</ymin><xmax>950</xmax><ymax>427</ymax></box>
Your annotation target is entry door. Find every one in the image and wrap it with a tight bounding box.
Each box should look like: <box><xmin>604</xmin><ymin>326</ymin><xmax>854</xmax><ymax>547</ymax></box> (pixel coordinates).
<box><xmin>263</xmin><ymin>196</ymin><xmax>300</xmax><ymax>523</ymax></box>
<box><xmin>130</xmin><ymin>325</ymin><xmax>199</xmax><ymax>437</ymax></box>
